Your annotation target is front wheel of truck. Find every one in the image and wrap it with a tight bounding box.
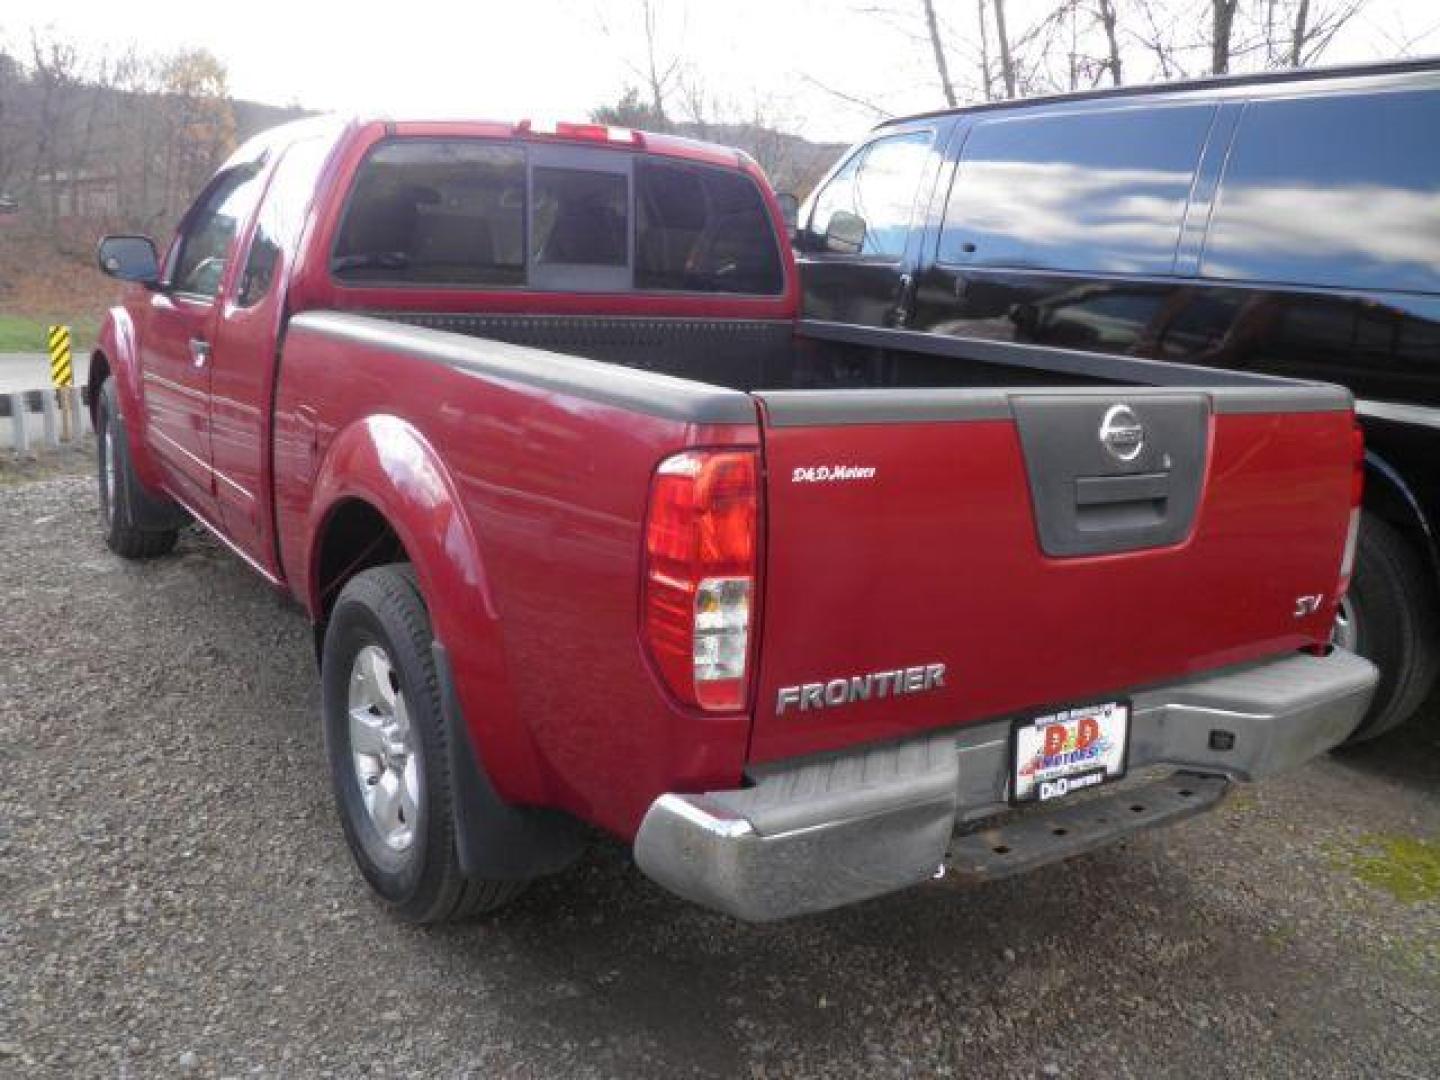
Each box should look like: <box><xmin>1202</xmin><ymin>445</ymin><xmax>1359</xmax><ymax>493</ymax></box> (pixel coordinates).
<box><xmin>1335</xmin><ymin>512</ymin><xmax>1440</xmax><ymax>744</ymax></box>
<box><xmin>96</xmin><ymin>378</ymin><xmax>180</xmax><ymax>560</ymax></box>
<box><xmin>322</xmin><ymin>564</ymin><xmax>527</xmax><ymax>922</ymax></box>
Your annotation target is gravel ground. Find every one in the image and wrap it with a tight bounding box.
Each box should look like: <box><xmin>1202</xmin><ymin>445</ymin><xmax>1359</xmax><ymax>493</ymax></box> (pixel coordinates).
<box><xmin>3</xmin><ymin>473</ymin><xmax>1438</xmax><ymax>1079</ymax></box>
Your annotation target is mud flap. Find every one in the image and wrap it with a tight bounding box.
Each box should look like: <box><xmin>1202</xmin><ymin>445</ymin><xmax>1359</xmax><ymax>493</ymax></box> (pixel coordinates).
<box><xmin>107</xmin><ymin>391</ymin><xmax>189</xmax><ymax>533</ymax></box>
<box><xmin>431</xmin><ymin>641</ymin><xmax>584</xmax><ymax>880</ymax></box>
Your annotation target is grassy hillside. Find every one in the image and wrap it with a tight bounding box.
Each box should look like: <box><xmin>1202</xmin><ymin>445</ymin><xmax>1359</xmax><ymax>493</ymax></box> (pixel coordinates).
<box><xmin>0</xmin><ymin>312</ymin><xmax>99</xmax><ymax>353</ymax></box>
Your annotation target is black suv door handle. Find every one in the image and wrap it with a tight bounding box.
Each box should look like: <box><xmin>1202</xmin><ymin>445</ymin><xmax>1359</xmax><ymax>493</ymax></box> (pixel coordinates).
<box><xmin>892</xmin><ymin>273</ymin><xmax>917</xmax><ymax>327</ymax></box>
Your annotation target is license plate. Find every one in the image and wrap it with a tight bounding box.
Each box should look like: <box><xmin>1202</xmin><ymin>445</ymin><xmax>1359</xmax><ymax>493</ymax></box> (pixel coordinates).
<box><xmin>1012</xmin><ymin>701</ymin><xmax>1129</xmax><ymax>804</ymax></box>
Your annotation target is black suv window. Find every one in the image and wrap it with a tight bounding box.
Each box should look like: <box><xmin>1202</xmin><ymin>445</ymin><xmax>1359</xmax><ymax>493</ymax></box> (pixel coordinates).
<box><xmin>939</xmin><ymin>104</ymin><xmax>1214</xmax><ymax>274</ymax></box>
<box><xmin>333</xmin><ymin>141</ymin><xmax>526</xmax><ymax>285</ymax></box>
<box><xmin>1203</xmin><ymin>89</ymin><xmax>1440</xmax><ymax>294</ymax></box>
<box><xmin>808</xmin><ymin>131</ymin><xmax>931</xmax><ymax>259</ymax></box>
<box><xmin>635</xmin><ymin>159</ymin><xmax>782</xmax><ymax>294</ymax></box>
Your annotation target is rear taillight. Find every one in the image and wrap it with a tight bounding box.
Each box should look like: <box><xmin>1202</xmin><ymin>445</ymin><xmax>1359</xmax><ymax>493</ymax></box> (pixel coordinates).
<box><xmin>1339</xmin><ymin>424</ymin><xmax>1364</xmax><ymax>588</ymax></box>
<box><xmin>643</xmin><ymin>450</ymin><xmax>759</xmax><ymax>712</ymax></box>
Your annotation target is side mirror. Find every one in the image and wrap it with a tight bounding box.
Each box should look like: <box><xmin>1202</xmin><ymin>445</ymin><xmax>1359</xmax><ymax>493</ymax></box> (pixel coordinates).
<box><xmin>97</xmin><ymin>235</ymin><xmax>160</xmax><ymax>286</ymax></box>
<box><xmin>774</xmin><ymin>192</ymin><xmax>800</xmax><ymax>237</ymax></box>
<box><xmin>823</xmin><ymin>209</ymin><xmax>867</xmax><ymax>256</ymax></box>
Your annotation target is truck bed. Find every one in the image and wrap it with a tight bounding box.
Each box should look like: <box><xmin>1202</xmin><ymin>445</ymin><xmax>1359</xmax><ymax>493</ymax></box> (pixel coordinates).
<box><xmin>374</xmin><ymin>308</ymin><xmax>1319</xmax><ymax>394</ymax></box>
<box><xmin>279</xmin><ymin>310</ymin><xmax>1354</xmax><ymax>822</ymax></box>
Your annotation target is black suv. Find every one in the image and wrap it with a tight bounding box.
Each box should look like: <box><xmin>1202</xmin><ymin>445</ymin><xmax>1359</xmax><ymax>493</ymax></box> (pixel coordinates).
<box><xmin>796</xmin><ymin>59</ymin><xmax>1440</xmax><ymax>743</ymax></box>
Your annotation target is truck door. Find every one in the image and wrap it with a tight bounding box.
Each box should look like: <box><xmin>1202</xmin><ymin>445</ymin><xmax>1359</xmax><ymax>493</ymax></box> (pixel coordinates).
<box><xmin>795</xmin><ymin>126</ymin><xmax>942</xmax><ymax>328</ymax></box>
<box><xmin>140</xmin><ymin>157</ymin><xmax>269</xmax><ymax>517</ymax></box>
<box><xmin>208</xmin><ymin>135</ymin><xmax>334</xmax><ymax>569</ymax></box>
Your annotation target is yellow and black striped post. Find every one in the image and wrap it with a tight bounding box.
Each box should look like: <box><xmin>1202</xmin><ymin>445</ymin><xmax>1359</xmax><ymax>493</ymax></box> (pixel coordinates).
<box><xmin>48</xmin><ymin>325</ymin><xmax>74</xmax><ymax>441</ymax></box>
<box><xmin>48</xmin><ymin>325</ymin><xmax>73</xmax><ymax>388</ymax></box>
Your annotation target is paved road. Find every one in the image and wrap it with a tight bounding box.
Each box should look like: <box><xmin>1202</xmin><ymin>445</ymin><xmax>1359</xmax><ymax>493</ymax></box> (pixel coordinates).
<box><xmin>0</xmin><ymin>351</ymin><xmax>90</xmax><ymax>394</ymax></box>
<box><xmin>2</xmin><ymin>471</ymin><xmax>1437</xmax><ymax>1078</ymax></box>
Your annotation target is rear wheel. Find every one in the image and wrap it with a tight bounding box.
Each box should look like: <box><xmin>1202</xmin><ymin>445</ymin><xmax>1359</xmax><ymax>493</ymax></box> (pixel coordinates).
<box><xmin>96</xmin><ymin>378</ymin><xmax>180</xmax><ymax>559</ymax></box>
<box><xmin>1336</xmin><ymin>513</ymin><xmax>1440</xmax><ymax>744</ymax></box>
<box><xmin>322</xmin><ymin>564</ymin><xmax>526</xmax><ymax>922</ymax></box>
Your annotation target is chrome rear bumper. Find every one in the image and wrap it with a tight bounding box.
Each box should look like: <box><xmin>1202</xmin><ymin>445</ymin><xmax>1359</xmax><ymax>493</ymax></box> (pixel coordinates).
<box><xmin>633</xmin><ymin>648</ymin><xmax>1376</xmax><ymax>921</ymax></box>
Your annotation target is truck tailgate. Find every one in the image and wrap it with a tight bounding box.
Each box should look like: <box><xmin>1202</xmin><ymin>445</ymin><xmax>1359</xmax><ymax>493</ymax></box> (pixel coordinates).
<box><xmin>749</xmin><ymin>386</ymin><xmax>1356</xmax><ymax>763</ymax></box>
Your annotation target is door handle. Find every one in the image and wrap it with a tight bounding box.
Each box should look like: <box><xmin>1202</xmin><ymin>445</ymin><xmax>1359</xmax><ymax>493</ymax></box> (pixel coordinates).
<box><xmin>1074</xmin><ymin>472</ymin><xmax>1170</xmax><ymax>507</ymax></box>
<box><xmin>891</xmin><ymin>272</ymin><xmax>917</xmax><ymax>328</ymax></box>
<box><xmin>189</xmin><ymin>338</ymin><xmax>211</xmax><ymax>368</ymax></box>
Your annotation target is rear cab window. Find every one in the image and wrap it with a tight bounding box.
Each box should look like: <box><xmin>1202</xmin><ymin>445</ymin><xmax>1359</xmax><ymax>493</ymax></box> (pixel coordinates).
<box><xmin>637</xmin><ymin>158</ymin><xmax>785</xmax><ymax>294</ymax></box>
<box><xmin>333</xmin><ymin>141</ymin><xmax>526</xmax><ymax>286</ymax></box>
<box><xmin>332</xmin><ymin>137</ymin><xmax>783</xmax><ymax>295</ymax></box>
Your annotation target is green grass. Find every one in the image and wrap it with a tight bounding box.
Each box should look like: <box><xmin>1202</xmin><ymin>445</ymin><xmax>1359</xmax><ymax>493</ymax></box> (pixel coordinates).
<box><xmin>0</xmin><ymin>313</ymin><xmax>99</xmax><ymax>353</ymax></box>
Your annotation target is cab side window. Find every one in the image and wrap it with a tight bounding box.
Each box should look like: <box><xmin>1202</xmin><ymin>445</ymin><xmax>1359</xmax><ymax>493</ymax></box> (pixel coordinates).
<box><xmin>172</xmin><ymin>161</ymin><xmax>267</xmax><ymax>298</ymax></box>
<box><xmin>807</xmin><ymin>131</ymin><xmax>931</xmax><ymax>259</ymax></box>
<box><xmin>237</xmin><ymin>138</ymin><xmax>331</xmax><ymax>308</ymax></box>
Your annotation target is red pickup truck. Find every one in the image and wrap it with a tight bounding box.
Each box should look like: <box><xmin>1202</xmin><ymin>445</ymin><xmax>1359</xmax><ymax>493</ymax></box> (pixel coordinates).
<box><xmin>92</xmin><ymin>115</ymin><xmax>1376</xmax><ymax>923</ymax></box>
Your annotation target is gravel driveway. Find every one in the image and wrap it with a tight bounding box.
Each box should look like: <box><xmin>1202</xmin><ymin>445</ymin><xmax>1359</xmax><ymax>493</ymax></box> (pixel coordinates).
<box><xmin>3</xmin><ymin>473</ymin><xmax>1438</xmax><ymax>1079</ymax></box>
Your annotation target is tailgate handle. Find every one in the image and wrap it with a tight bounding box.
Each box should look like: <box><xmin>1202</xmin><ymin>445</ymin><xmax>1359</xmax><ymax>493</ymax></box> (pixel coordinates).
<box><xmin>1074</xmin><ymin>472</ymin><xmax>1170</xmax><ymax>533</ymax></box>
<box><xmin>1075</xmin><ymin>472</ymin><xmax>1170</xmax><ymax>507</ymax></box>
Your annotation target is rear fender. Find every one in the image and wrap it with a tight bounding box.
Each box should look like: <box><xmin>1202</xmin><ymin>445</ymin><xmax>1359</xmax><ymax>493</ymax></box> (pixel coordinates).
<box><xmin>307</xmin><ymin>415</ymin><xmax>577</xmax><ymax>875</ymax></box>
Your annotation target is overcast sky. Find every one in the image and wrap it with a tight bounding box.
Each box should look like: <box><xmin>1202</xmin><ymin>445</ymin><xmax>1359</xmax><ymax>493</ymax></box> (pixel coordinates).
<box><xmin>9</xmin><ymin>0</ymin><xmax>1440</xmax><ymax>144</ymax></box>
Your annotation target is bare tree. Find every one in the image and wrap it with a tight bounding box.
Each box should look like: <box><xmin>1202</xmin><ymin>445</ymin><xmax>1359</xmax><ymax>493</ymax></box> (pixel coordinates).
<box><xmin>113</xmin><ymin>46</ymin><xmax>169</xmax><ymax>228</ymax></box>
<box><xmin>157</xmin><ymin>48</ymin><xmax>236</xmax><ymax>220</ymax></box>
<box><xmin>1251</xmin><ymin>0</ymin><xmax>1367</xmax><ymax>68</ymax></box>
<box><xmin>976</xmin><ymin>0</ymin><xmax>995</xmax><ymax>98</ymax></box>
<box><xmin>993</xmin><ymin>0</ymin><xmax>1018</xmax><ymax>97</ymax></box>
<box><xmin>640</xmin><ymin>0</ymin><xmax>682</xmax><ymax>123</ymax></box>
<box><xmin>1095</xmin><ymin>0</ymin><xmax>1124</xmax><ymax>85</ymax></box>
<box><xmin>797</xmin><ymin>71</ymin><xmax>893</xmax><ymax>119</ymax></box>
<box><xmin>1132</xmin><ymin>0</ymin><xmax>1187</xmax><ymax>79</ymax></box>
<box><xmin>27</xmin><ymin>31</ymin><xmax>82</xmax><ymax>224</ymax></box>
<box><xmin>1290</xmin><ymin>0</ymin><xmax>1313</xmax><ymax>63</ymax></box>
<box><xmin>672</xmin><ymin>72</ymin><xmax>713</xmax><ymax>137</ymax></box>
<box><xmin>594</xmin><ymin>0</ymin><xmax>683</xmax><ymax>128</ymax></box>
<box><xmin>1212</xmin><ymin>0</ymin><xmax>1240</xmax><ymax>74</ymax></box>
<box><xmin>0</xmin><ymin>46</ymin><xmax>23</xmax><ymax>196</ymax></box>
<box><xmin>920</xmin><ymin>0</ymin><xmax>958</xmax><ymax>106</ymax></box>
<box><xmin>1291</xmin><ymin>0</ymin><xmax>1367</xmax><ymax>65</ymax></box>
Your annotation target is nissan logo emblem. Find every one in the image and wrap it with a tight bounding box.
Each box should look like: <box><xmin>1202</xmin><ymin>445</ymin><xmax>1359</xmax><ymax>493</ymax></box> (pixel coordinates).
<box><xmin>1099</xmin><ymin>404</ymin><xmax>1145</xmax><ymax>462</ymax></box>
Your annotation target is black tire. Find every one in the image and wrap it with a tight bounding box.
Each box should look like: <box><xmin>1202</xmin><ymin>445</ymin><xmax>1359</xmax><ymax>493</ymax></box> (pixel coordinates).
<box><xmin>322</xmin><ymin>564</ymin><xmax>526</xmax><ymax>922</ymax></box>
<box><xmin>96</xmin><ymin>378</ymin><xmax>180</xmax><ymax>560</ymax></box>
<box><xmin>1338</xmin><ymin>513</ymin><xmax>1440</xmax><ymax>744</ymax></box>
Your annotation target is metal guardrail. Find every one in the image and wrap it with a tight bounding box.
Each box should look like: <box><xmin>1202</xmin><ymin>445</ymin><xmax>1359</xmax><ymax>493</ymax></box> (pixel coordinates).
<box><xmin>2</xmin><ymin>386</ymin><xmax>90</xmax><ymax>451</ymax></box>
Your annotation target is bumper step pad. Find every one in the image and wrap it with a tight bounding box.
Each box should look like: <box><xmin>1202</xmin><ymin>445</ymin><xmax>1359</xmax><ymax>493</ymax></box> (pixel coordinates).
<box><xmin>945</xmin><ymin>772</ymin><xmax>1229</xmax><ymax>881</ymax></box>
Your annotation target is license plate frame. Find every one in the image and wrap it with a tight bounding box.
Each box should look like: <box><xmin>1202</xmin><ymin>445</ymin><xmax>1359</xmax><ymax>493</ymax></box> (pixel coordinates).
<box><xmin>1011</xmin><ymin>700</ymin><xmax>1131</xmax><ymax>805</ymax></box>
